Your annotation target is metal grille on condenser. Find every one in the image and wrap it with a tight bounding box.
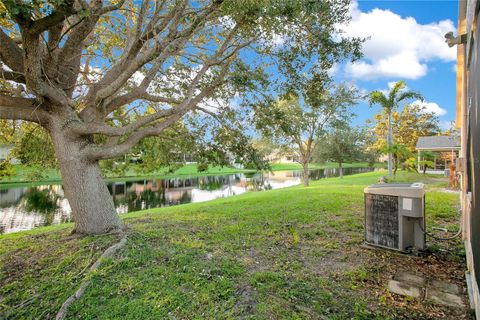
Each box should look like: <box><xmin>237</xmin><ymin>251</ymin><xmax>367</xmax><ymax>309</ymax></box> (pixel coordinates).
<box><xmin>365</xmin><ymin>194</ymin><xmax>399</xmax><ymax>249</ymax></box>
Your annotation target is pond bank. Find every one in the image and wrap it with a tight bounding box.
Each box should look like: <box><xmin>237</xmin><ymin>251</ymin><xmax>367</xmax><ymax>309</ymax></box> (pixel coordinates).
<box><xmin>0</xmin><ymin>171</ymin><xmax>469</xmax><ymax>319</ymax></box>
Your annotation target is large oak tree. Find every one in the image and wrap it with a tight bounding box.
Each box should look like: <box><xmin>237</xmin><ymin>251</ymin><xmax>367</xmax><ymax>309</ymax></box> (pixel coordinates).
<box><xmin>0</xmin><ymin>0</ymin><xmax>360</xmax><ymax>234</ymax></box>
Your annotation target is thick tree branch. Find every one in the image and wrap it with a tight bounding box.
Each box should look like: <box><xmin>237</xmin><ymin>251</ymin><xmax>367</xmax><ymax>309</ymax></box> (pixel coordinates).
<box><xmin>84</xmin><ymin>60</ymin><xmax>231</xmax><ymax>160</ymax></box>
<box><xmin>97</xmin><ymin>45</ymin><xmax>178</xmax><ymax>110</ymax></box>
<box><xmin>73</xmin><ymin>62</ymin><xmax>228</xmax><ymax>137</ymax></box>
<box><xmin>70</xmin><ymin>107</ymin><xmax>176</xmax><ymax>136</ymax></box>
<box><xmin>55</xmin><ymin>14</ymin><xmax>100</xmax><ymax>94</ymax></box>
<box><xmin>18</xmin><ymin>29</ymin><xmax>72</xmax><ymax>106</ymax></box>
<box><xmin>97</xmin><ymin>0</ymin><xmax>127</xmax><ymax>15</ymax></box>
<box><xmin>46</xmin><ymin>23</ymin><xmax>64</xmax><ymax>52</ymax></box>
<box><xmin>82</xmin><ymin>0</ymin><xmax>221</xmax><ymax>118</ymax></box>
<box><xmin>0</xmin><ymin>95</ymin><xmax>48</xmax><ymax>123</ymax></box>
<box><xmin>141</xmin><ymin>94</ymin><xmax>181</xmax><ymax>104</ymax></box>
<box><xmin>0</xmin><ymin>29</ymin><xmax>25</xmax><ymax>73</ymax></box>
<box><xmin>84</xmin><ymin>112</ymin><xmax>184</xmax><ymax>160</ymax></box>
<box><xmin>104</xmin><ymin>92</ymin><xmax>181</xmax><ymax>116</ymax></box>
<box><xmin>84</xmin><ymin>2</ymin><xmax>185</xmax><ymax>104</ymax></box>
<box><xmin>29</xmin><ymin>5</ymin><xmax>75</xmax><ymax>35</ymax></box>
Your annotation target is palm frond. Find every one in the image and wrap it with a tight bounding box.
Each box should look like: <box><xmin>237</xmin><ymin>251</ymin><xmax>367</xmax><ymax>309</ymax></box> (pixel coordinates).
<box><xmin>367</xmin><ymin>90</ymin><xmax>389</xmax><ymax>108</ymax></box>
<box><xmin>388</xmin><ymin>80</ymin><xmax>406</xmax><ymax>102</ymax></box>
<box><xmin>396</xmin><ymin>91</ymin><xmax>423</xmax><ymax>103</ymax></box>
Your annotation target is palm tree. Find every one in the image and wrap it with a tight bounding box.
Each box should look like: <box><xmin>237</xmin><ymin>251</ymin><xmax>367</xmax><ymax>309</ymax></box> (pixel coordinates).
<box><xmin>368</xmin><ymin>81</ymin><xmax>423</xmax><ymax>177</ymax></box>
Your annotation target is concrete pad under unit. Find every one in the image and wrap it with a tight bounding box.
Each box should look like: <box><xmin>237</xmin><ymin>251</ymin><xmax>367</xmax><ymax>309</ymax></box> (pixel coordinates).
<box><xmin>426</xmin><ymin>288</ymin><xmax>465</xmax><ymax>308</ymax></box>
<box><xmin>394</xmin><ymin>272</ymin><xmax>426</xmax><ymax>287</ymax></box>
<box><xmin>388</xmin><ymin>279</ymin><xmax>421</xmax><ymax>298</ymax></box>
<box><xmin>429</xmin><ymin>279</ymin><xmax>461</xmax><ymax>295</ymax></box>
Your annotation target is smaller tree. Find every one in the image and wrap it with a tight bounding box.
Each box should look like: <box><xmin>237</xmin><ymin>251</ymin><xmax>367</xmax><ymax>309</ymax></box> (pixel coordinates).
<box><xmin>254</xmin><ymin>81</ymin><xmax>358</xmax><ymax>186</ymax></box>
<box><xmin>355</xmin><ymin>127</ymin><xmax>381</xmax><ymax>168</ymax></box>
<box><xmin>313</xmin><ymin>126</ymin><xmax>363</xmax><ymax>178</ymax></box>
<box><xmin>418</xmin><ymin>151</ymin><xmax>435</xmax><ymax>175</ymax></box>
<box><xmin>12</xmin><ymin>123</ymin><xmax>57</xmax><ymax>170</ymax></box>
<box><xmin>383</xmin><ymin>143</ymin><xmax>412</xmax><ymax>176</ymax></box>
<box><xmin>0</xmin><ymin>157</ymin><xmax>15</xmax><ymax>180</ymax></box>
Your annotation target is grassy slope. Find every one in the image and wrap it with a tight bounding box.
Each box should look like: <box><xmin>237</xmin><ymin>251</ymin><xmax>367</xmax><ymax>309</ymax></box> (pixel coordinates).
<box><xmin>0</xmin><ymin>162</ymin><xmax>384</xmax><ymax>186</ymax></box>
<box><xmin>0</xmin><ymin>171</ymin><xmax>468</xmax><ymax>319</ymax></box>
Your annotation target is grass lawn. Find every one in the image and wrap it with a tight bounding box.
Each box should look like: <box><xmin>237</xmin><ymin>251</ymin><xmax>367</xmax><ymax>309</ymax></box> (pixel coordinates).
<box><xmin>268</xmin><ymin>162</ymin><xmax>385</xmax><ymax>171</ymax></box>
<box><xmin>0</xmin><ymin>162</ymin><xmax>384</xmax><ymax>186</ymax></box>
<box><xmin>0</xmin><ymin>171</ymin><xmax>469</xmax><ymax>319</ymax></box>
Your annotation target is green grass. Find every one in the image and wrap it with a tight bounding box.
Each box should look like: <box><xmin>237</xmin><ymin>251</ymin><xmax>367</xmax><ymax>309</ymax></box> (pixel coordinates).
<box><xmin>0</xmin><ymin>162</ymin><xmax>385</xmax><ymax>187</ymax></box>
<box><xmin>269</xmin><ymin>162</ymin><xmax>385</xmax><ymax>171</ymax></box>
<box><xmin>0</xmin><ymin>171</ymin><xmax>468</xmax><ymax>319</ymax></box>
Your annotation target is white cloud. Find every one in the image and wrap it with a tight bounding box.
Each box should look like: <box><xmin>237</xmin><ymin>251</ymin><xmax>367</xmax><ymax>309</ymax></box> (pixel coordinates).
<box><xmin>342</xmin><ymin>1</ymin><xmax>456</xmax><ymax>80</ymax></box>
<box><xmin>412</xmin><ymin>99</ymin><xmax>447</xmax><ymax>116</ymax></box>
<box><xmin>130</xmin><ymin>71</ymin><xmax>145</xmax><ymax>86</ymax></box>
<box><xmin>439</xmin><ymin>120</ymin><xmax>454</xmax><ymax>131</ymax></box>
<box><xmin>327</xmin><ymin>63</ymin><xmax>339</xmax><ymax>76</ymax></box>
<box><xmin>74</xmin><ymin>65</ymin><xmax>103</xmax><ymax>98</ymax></box>
<box><xmin>218</xmin><ymin>16</ymin><xmax>236</xmax><ymax>30</ymax></box>
<box><xmin>270</xmin><ymin>33</ymin><xmax>286</xmax><ymax>47</ymax></box>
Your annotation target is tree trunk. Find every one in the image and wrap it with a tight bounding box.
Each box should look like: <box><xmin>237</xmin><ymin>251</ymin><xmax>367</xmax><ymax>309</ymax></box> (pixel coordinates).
<box><xmin>302</xmin><ymin>162</ymin><xmax>309</xmax><ymax>187</ymax></box>
<box><xmin>339</xmin><ymin>162</ymin><xmax>343</xmax><ymax>178</ymax></box>
<box><xmin>387</xmin><ymin>112</ymin><xmax>393</xmax><ymax>178</ymax></box>
<box><xmin>49</xmin><ymin>121</ymin><xmax>123</xmax><ymax>234</ymax></box>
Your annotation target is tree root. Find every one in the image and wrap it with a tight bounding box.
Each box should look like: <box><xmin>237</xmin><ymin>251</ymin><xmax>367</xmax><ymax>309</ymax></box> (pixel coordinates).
<box><xmin>55</xmin><ymin>234</ymin><xmax>128</xmax><ymax>320</ymax></box>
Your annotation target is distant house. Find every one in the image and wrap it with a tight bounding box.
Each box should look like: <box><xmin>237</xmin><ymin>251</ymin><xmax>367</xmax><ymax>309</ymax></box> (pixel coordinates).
<box><xmin>415</xmin><ymin>135</ymin><xmax>461</xmax><ymax>173</ymax></box>
<box><xmin>416</xmin><ymin>135</ymin><xmax>460</xmax><ymax>151</ymax></box>
<box><xmin>378</xmin><ymin>154</ymin><xmax>388</xmax><ymax>163</ymax></box>
<box><xmin>0</xmin><ymin>144</ymin><xmax>17</xmax><ymax>163</ymax></box>
<box><xmin>265</xmin><ymin>148</ymin><xmax>298</xmax><ymax>164</ymax></box>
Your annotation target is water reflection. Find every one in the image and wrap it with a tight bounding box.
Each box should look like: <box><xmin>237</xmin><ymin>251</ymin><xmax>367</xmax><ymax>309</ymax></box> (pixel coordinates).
<box><xmin>24</xmin><ymin>188</ymin><xmax>59</xmax><ymax>213</ymax></box>
<box><xmin>0</xmin><ymin>167</ymin><xmax>372</xmax><ymax>234</ymax></box>
<box><xmin>0</xmin><ymin>185</ymin><xmax>71</xmax><ymax>234</ymax></box>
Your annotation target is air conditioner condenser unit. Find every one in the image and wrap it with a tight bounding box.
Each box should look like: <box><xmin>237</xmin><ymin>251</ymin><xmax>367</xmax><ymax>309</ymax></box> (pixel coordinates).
<box><xmin>364</xmin><ymin>183</ymin><xmax>425</xmax><ymax>252</ymax></box>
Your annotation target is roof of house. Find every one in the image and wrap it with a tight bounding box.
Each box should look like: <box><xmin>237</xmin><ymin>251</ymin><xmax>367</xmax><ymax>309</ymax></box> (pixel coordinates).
<box><xmin>415</xmin><ymin>135</ymin><xmax>460</xmax><ymax>150</ymax></box>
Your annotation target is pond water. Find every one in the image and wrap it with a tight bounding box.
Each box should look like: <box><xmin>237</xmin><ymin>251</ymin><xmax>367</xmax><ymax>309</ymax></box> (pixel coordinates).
<box><xmin>0</xmin><ymin>167</ymin><xmax>373</xmax><ymax>234</ymax></box>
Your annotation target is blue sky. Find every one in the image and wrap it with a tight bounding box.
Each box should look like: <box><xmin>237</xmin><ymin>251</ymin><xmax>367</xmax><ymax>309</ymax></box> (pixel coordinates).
<box><xmin>334</xmin><ymin>0</ymin><xmax>458</xmax><ymax>130</ymax></box>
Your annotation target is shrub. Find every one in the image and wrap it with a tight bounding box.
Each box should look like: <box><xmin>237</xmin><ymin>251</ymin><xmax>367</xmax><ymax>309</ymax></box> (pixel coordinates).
<box><xmin>0</xmin><ymin>158</ymin><xmax>15</xmax><ymax>180</ymax></box>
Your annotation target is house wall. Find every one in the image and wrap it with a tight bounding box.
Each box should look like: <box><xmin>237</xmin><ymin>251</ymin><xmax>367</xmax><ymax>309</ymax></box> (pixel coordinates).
<box><xmin>458</xmin><ymin>0</ymin><xmax>480</xmax><ymax>316</ymax></box>
<box><xmin>265</xmin><ymin>149</ymin><xmax>298</xmax><ymax>164</ymax></box>
<box><xmin>0</xmin><ymin>145</ymin><xmax>14</xmax><ymax>162</ymax></box>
